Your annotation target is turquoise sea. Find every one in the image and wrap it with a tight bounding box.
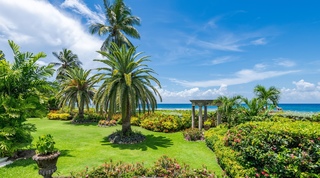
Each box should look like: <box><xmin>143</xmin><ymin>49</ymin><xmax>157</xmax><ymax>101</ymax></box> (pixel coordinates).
<box><xmin>156</xmin><ymin>103</ymin><xmax>320</xmax><ymax>113</ymax></box>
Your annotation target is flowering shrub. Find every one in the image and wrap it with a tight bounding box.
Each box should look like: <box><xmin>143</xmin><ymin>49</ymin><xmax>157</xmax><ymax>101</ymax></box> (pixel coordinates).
<box><xmin>98</xmin><ymin>119</ymin><xmax>117</xmax><ymax>127</ymax></box>
<box><xmin>70</xmin><ymin>155</ymin><xmax>217</xmax><ymax>177</ymax></box>
<box><xmin>273</xmin><ymin>111</ymin><xmax>320</xmax><ymax>122</ymax></box>
<box><xmin>47</xmin><ymin>112</ymin><xmax>71</xmax><ymax>120</ymax></box>
<box><xmin>183</xmin><ymin>128</ymin><xmax>204</xmax><ymax>141</ymax></box>
<box><xmin>140</xmin><ymin>112</ymin><xmax>191</xmax><ymax>132</ymax></box>
<box><xmin>206</xmin><ymin>120</ymin><xmax>320</xmax><ymax>177</ymax></box>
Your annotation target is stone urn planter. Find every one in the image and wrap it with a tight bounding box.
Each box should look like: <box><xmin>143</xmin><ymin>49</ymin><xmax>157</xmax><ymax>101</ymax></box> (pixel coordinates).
<box><xmin>32</xmin><ymin>152</ymin><xmax>60</xmax><ymax>178</ymax></box>
<box><xmin>33</xmin><ymin>134</ymin><xmax>59</xmax><ymax>178</ymax></box>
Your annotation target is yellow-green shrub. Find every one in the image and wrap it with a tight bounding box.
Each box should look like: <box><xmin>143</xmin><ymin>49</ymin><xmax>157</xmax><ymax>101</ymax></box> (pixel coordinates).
<box><xmin>47</xmin><ymin>112</ymin><xmax>71</xmax><ymax>120</ymax></box>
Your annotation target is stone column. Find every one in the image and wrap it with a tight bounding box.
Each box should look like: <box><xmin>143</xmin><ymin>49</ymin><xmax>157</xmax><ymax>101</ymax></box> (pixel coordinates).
<box><xmin>198</xmin><ymin>105</ymin><xmax>202</xmax><ymax>130</ymax></box>
<box><xmin>191</xmin><ymin>105</ymin><xmax>195</xmax><ymax>129</ymax></box>
<box><xmin>204</xmin><ymin>105</ymin><xmax>207</xmax><ymax>121</ymax></box>
<box><xmin>216</xmin><ymin>111</ymin><xmax>221</xmax><ymax>126</ymax></box>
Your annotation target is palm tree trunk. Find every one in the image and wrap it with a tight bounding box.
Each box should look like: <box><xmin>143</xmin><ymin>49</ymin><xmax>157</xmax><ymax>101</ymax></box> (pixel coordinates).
<box><xmin>122</xmin><ymin>100</ymin><xmax>132</xmax><ymax>135</ymax></box>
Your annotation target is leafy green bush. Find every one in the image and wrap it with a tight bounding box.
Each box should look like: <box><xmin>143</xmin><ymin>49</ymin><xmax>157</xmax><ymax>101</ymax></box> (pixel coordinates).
<box><xmin>140</xmin><ymin>112</ymin><xmax>191</xmax><ymax>132</ymax></box>
<box><xmin>71</xmin><ymin>155</ymin><xmax>217</xmax><ymax>177</ymax></box>
<box><xmin>183</xmin><ymin>128</ymin><xmax>203</xmax><ymax>141</ymax></box>
<box><xmin>35</xmin><ymin>134</ymin><xmax>57</xmax><ymax>155</ymax></box>
<box><xmin>208</xmin><ymin>120</ymin><xmax>320</xmax><ymax>177</ymax></box>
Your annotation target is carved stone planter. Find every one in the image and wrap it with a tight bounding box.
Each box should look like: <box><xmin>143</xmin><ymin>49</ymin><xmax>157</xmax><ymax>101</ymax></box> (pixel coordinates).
<box><xmin>32</xmin><ymin>151</ymin><xmax>60</xmax><ymax>178</ymax></box>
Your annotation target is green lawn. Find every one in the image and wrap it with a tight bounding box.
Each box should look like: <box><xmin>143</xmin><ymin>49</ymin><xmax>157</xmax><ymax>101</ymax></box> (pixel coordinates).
<box><xmin>0</xmin><ymin>118</ymin><xmax>222</xmax><ymax>177</ymax></box>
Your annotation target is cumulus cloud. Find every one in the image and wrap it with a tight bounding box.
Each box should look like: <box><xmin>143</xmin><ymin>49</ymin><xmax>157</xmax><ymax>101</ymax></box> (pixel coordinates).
<box><xmin>157</xmin><ymin>85</ymin><xmax>228</xmax><ymax>103</ymax></box>
<box><xmin>281</xmin><ymin>80</ymin><xmax>320</xmax><ymax>102</ymax></box>
<box><xmin>0</xmin><ymin>0</ymin><xmax>103</xmax><ymax>70</ymax></box>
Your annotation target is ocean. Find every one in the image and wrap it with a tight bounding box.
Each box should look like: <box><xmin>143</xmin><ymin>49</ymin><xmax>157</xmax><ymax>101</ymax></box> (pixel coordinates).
<box><xmin>156</xmin><ymin>103</ymin><xmax>320</xmax><ymax>113</ymax></box>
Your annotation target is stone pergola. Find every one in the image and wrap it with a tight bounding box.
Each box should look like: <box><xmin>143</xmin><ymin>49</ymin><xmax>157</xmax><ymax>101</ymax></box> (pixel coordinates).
<box><xmin>190</xmin><ymin>99</ymin><xmax>220</xmax><ymax>130</ymax></box>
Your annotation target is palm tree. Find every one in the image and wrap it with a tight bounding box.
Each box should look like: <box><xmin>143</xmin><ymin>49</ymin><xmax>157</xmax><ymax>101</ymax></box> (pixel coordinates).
<box><xmin>56</xmin><ymin>67</ymin><xmax>96</xmax><ymax>120</ymax></box>
<box><xmin>213</xmin><ymin>95</ymin><xmax>242</xmax><ymax>127</ymax></box>
<box><xmin>90</xmin><ymin>0</ymin><xmax>140</xmax><ymax>51</ymax></box>
<box><xmin>94</xmin><ymin>43</ymin><xmax>161</xmax><ymax>135</ymax></box>
<box><xmin>241</xmin><ymin>97</ymin><xmax>265</xmax><ymax>117</ymax></box>
<box><xmin>51</xmin><ymin>48</ymin><xmax>82</xmax><ymax>81</ymax></box>
<box><xmin>254</xmin><ymin>85</ymin><xmax>280</xmax><ymax>110</ymax></box>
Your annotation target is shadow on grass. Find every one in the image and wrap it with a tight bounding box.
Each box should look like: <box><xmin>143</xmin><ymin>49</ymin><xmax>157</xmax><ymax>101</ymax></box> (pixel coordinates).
<box><xmin>59</xmin><ymin>149</ymin><xmax>74</xmax><ymax>157</ymax></box>
<box><xmin>4</xmin><ymin>158</ymin><xmax>37</xmax><ymax>170</ymax></box>
<box><xmin>62</xmin><ymin>122</ymin><xmax>98</xmax><ymax>127</ymax></box>
<box><xmin>101</xmin><ymin>134</ymin><xmax>173</xmax><ymax>151</ymax></box>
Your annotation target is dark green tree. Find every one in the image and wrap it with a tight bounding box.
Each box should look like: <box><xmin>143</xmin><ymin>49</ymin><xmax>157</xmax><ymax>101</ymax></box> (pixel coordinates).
<box><xmin>56</xmin><ymin>67</ymin><xmax>96</xmax><ymax>121</ymax></box>
<box><xmin>94</xmin><ymin>43</ymin><xmax>161</xmax><ymax>135</ymax></box>
<box><xmin>0</xmin><ymin>40</ymin><xmax>54</xmax><ymax>156</ymax></box>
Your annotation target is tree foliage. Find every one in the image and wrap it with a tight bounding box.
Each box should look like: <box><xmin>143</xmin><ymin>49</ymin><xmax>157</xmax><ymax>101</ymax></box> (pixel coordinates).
<box><xmin>94</xmin><ymin>43</ymin><xmax>161</xmax><ymax>135</ymax></box>
<box><xmin>0</xmin><ymin>40</ymin><xmax>54</xmax><ymax>156</ymax></box>
<box><xmin>90</xmin><ymin>0</ymin><xmax>140</xmax><ymax>51</ymax></box>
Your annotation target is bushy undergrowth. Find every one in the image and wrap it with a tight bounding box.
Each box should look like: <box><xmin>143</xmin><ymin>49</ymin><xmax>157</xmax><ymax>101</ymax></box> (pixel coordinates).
<box><xmin>71</xmin><ymin>155</ymin><xmax>217</xmax><ymax>178</ymax></box>
<box><xmin>183</xmin><ymin>128</ymin><xmax>204</xmax><ymax>141</ymax></box>
<box><xmin>272</xmin><ymin>111</ymin><xmax>320</xmax><ymax>122</ymax></box>
<box><xmin>205</xmin><ymin>120</ymin><xmax>320</xmax><ymax>177</ymax></box>
<box><xmin>140</xmin><ymin>112</ymin><xmax>191</xmax><ymax>132</ymax></box>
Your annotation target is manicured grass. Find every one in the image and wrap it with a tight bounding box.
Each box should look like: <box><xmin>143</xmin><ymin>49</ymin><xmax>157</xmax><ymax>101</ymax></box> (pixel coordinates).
<box><xmin>0</xmin><ymin>118</ymin><xmax>222</xmax><ymax>177</ymax></box>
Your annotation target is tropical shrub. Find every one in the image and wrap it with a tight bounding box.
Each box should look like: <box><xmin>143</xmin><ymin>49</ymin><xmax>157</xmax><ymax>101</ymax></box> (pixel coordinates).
<box><xmin>206</xmin><ymin>120</ymin><xmax>320</xmax><ymax>177</ymax></box>
<box><xmin>47</xmin><ymin>112</ymin><xmax>71</xmax><ymax>120</ymax></box>
<box><xmin>70</xmin><ymin>155</ymin><xmax>217</xmax><ymax>177</ymax></box>
<box><xmin>273</xmin><ymin>111</ymin><xmax>320</xmax><ymax>122</ymax></box>
<box><xmin>183</xmin><ymin>128</ymin><xmax>204</xmax><ymax>141</ymax></box>
<box><xmin>98</xmin><ymin>120</ymin><xmax>117</xmax><ymax>127</ymax></box>
<box><xmin>140</xmin><ymin>112</ymin><xmax>191</xmax><ymax>132</ymax></box>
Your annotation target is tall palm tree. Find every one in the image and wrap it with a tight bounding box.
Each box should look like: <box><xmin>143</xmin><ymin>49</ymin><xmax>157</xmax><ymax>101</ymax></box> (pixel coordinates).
<box><xmin>90</xmin><ymin>0</ymin><xmax>140</xmax><ymax>51</ymax></box>
<box><xmin>51</xmin><ymin>48</ymin><xmax>82</xmax><ymax>81</ymax></box>
<box><xmin>254</xmin><ymin>85</ymin><xmax>280</xmax><ymax>110</ymax></box>
<box><xmin>56</xmin><ymin>67</ymin><xmax>96</xmax><ymax>120</ymax></box>
<box><xmin>94</xmin><ymin>43</ymin><xmax>161</xmax><ymax>135</ymax></box>
<box><xmin>213</xmin><ymin>95</ymin><xmax>242</xmax><ymax>127</ymax></box>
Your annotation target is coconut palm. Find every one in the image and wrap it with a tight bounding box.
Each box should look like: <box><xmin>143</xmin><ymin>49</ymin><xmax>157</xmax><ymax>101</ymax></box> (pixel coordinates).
<box><xmin>254</xmin><ymin>85</ymin><xmax>280</xmax><ymax>110</ymax></box>
<box><xmin>90</xmin><ymin>0</ymin><xmax>140</xmax><ymax>51</ymax></box>
<box><xmin>94</xmin><ymin>43</ymin><xmax>161</xmax><ymax>135</ymax></box>
<box><xmin>56</xmin><ymin>67</ymin><xmax>96</xmax><ymax>120</ymax></box>
<box><xmin>51</xmin><ymin>48</ymin><xmax>82</xmax><ymax>81</ymax></box>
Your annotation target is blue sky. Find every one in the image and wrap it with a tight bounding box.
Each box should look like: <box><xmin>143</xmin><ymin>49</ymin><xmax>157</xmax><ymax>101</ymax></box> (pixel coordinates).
<box><xmin>1</xmin><ymin>0</ymin><xmax>320</xmax><ymax>103</ymax></box>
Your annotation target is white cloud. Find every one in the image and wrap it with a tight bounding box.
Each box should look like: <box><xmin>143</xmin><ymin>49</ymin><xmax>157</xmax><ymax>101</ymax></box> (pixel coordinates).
<box><xmin>251</xmin><ymin>38</ymin><xmax>267</xmax><ymax>45</ymax></box>
<box><xmin>0</xmin><ymin>0</ymin><xmax>103</xmax><ymax>70</ymax></box>
<box><xmin>273</xmin><ymin>58</ymin><xmax>296</xmax><ymax>67</ymax></box>
<box><xmin>281</xmin><ymin>80</ymin><xmax>320</xmax><ymax>102</ymax></box>
<box><xmin>210</xmin><ymin>56</ymin><xmax>234</xmax><ymax>65</ymax></box>
<box><xmin>158</xmin><ymin>85</ymin><xmax>229</xmax><ymax>103</ymax></box>
<box><xmin>254</xmin><ymin>63</ymin><xmax>267</xmax><ymax>70</ymax></box>
<box><xmin>293</xmin><ymin>79</ymin><xmax>315</xmax><ymax>91</ymax></box>
<box><xmin>170</xmin><ymin>68</ymin><xmax>299</xmax><ymax>88</ymax></box>
<box><xmin>61</xmin><ymin>0</ymin><xmax>104</xmax><ymax>24</ymax></box>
